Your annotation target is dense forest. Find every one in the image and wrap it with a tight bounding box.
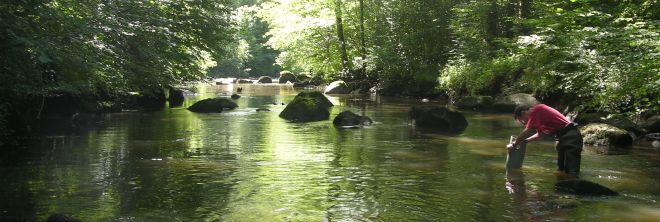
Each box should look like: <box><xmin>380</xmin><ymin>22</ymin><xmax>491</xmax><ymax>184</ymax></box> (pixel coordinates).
<box><xmin>1</xmin><ymin>0</ymin><xmax>658</xmax><ymax>145</ymax></box>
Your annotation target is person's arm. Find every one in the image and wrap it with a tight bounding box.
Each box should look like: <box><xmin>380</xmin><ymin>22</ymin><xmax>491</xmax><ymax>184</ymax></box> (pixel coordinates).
<box><xmin>508</xmin><ymin>128</ymin><xmax>536</xmax><ymax>151</ymax></box>
<box><xmin>525</xmin><ymin>132</ymin><xmax>542</xmax><ymax>143</ymax></box>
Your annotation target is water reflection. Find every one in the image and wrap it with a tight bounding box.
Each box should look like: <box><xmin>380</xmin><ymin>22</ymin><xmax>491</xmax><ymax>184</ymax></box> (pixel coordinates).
<box><xmin>0</xmin><ymin>83</ymin><xmax>659</xmax><ymax>221</ymax></box>
<box><xmin>505</xmin><ymin>170</ymin><xmax>528</xmax><ymax>220</ymax></box>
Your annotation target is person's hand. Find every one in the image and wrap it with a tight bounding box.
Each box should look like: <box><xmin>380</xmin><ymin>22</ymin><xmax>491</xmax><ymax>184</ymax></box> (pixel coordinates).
<box><xmin>506</xmin><ymin>143</ymin><xmax>514</xmax><ymax>152</ymax></box>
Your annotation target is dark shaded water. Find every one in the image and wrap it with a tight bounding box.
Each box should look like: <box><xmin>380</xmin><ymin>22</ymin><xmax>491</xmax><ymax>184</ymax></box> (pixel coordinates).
<box><xmin>1</xmin><ymin>84</ymin><xmax>659</xmax><ymax>221</ymax></box>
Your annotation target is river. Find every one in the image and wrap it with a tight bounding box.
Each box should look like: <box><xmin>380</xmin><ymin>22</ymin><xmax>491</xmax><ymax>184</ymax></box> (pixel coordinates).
<box><xmin>1</xmin><ymin>83</ymin><xmax>658</xmax><ymax>221</ymax></box>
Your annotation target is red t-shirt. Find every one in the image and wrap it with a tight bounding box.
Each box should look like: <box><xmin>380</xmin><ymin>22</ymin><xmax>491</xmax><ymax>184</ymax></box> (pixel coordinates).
<box><xmin>525</xmin><ymin>104</ymin><xmax>570</xmax><ymax>135</ymax></box>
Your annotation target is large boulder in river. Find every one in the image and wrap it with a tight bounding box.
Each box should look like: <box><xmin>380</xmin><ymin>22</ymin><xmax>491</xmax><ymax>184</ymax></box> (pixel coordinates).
<box><xmin>555</xmin><ymin>179</ymin><xmax>618</xmax><ymax>196</ymax></box>
<box><xmin>188</xmin><ymin>98</ymin><xmax>238</xmax><ymax>113</ymax></box>
<box><xmin>257</xmin><ymin>76</ymin><xmax>273</xmax><ymax>84</ymax></box>
<box><xmin>409</xmin><ymin>106</ymin><xmax>468</xmax><ymax>134</ymax></box>
<box><xmin>309</xmin><ymin>76</ymin><xmax>324</xmax><ymax>86</ymax></box>
<box><xmin>297</xmin><ymin>73</ymin><xmax>311</xmax><ymax>82</ymax></box>
<box><xmin>293</xmin><ymin>81</ymin><xmax>310</xmax><ymax>88</ymax></box>
<box><xmin>575</xmin><ymin>113</ymin><xmax>643</xmax><ymax>138</ymax></box>
<box><xmin>168</xmin><ymin>87</ymin><xmax>185</xmax><ymax>107</ymax></box>
<box><xmin>138</xmin><ymin>88</ymin><xmax>167</xmax><ymax>110</ymax></box>
<box><xmin>324</xmin><ymin>80</ymin><xmax>351</xmax><ymax>94</ymax></box>
<box><xmin>492</xmin><ymin>93</ymin><xmax>539</xmax><ymax>112</ymax></box>
<box><xmin>602</xmin><ymin>115</ymin><xmax>644</xmax><ymax>138</ymax></box>
<box><xmin>580</xmin><ymin>123</ymin><xmax>633</xmax><ymax>148</ymax></box>
<box><xmin>455</xmin><ymin>96</ymin><xmax>493</xmax><ymax>110</ymax></box>
<box><xmin>333</xmin><ymin>111</ymin><xmax>372</xmax><ymax>127</ymax></box>
<box><xmin>278</xmin><ymin>71</ymin><xmax>297</xmax><ymax>84</ymax></box>
<box><xmin>279</xmin><ymin>91</ymin><xmax>334</xmax><ymax>122</ymax></box>
<box><xmin>641</xmin><ymin>115</ymin><xmax>660</xmax><ymax>134</ymax></box>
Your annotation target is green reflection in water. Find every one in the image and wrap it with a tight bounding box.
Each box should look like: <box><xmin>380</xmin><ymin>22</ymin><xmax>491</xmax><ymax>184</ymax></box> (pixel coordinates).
<box><xmin>0</xmin><ymin>83</ymin><xmax>658</xmax><ymax>221</ymax></box>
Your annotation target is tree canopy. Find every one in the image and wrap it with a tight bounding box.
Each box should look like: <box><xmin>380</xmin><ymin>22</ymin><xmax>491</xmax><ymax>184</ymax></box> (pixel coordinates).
<box><xmin>0</xmin><ymin>0</ymin><xmax>657</xmax><ymax>143</ymax></box>
<box><xmin>0</xmin><ymin>0</ymin><xmax>234</xmax><ymax>140</ymax></box>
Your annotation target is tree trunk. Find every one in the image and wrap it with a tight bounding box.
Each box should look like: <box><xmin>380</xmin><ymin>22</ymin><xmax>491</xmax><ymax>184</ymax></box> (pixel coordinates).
<box><xmin>519</xmin><ymin>0</ymin><xmax>532</xmax><ymax>34</ymax></box>
<box><xmin>334</xmin><ymin>0</ymin><xmax>349</xmax><ymax>76</ymax></box>
<box><xmin>519</xmin><ymin>0</ymin><xmax>531</xmax><ymax>19</ymax></box>
<box><xmin>503</xmin><ymin>0</ymin><xmax>516</xmax><ymax>37</ymax></box>
<box><xmin>485</xmin><ymin>0</ymin><xmax>499</xmax><ymax>50</ymax></box>
<box><xmin>358</xmin><ymin>0</ymin><xmax>366</xmax><ymax>79</ymax></box>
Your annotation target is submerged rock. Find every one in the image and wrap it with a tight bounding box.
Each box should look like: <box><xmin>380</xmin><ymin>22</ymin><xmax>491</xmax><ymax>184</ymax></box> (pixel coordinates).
<box><xmin>187</xmin><ymin>98</ymin><xmax>238</xmax><ymax>113</ymax></box>
<box><xmin>333</xmin><ymin>111</ymin><xmax>372</xmax><ymax>127</ymax></box>
<box><xmin>231</xmin><ymin>94</ymin><xmax>241</xmax><ymax>99</ymax></box>
<box><xmin>409</xmin><ymin>106</ymin><xmax>468</xmax><ymax>134</ymax></box>
<box><xmin>555</xmin><ymin>179</ymin><xmax>618</xmax><ymax>196</ymax></box>
<box><xmin>580</xmin><ymin>123</ymin><xmax>633</xmax><ymax>148</ymax></box>
<box><xmin>279</xmin><ymin>91</ymin><xmax>334</xmax><ymax>122</ymax></box>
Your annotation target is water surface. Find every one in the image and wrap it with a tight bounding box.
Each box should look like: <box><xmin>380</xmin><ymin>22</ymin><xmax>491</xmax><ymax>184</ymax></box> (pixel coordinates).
<box><xmin>1</xmin><ymin>84</ymin><xmax>659</xmax><ymax>221</ymax></box>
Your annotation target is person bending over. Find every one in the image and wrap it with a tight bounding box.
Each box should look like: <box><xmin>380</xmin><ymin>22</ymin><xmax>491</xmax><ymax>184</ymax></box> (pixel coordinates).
<box><xmin>508</xmin><ymin>104</ymin><xmax>583</xmax><ymax>176</ymax></box>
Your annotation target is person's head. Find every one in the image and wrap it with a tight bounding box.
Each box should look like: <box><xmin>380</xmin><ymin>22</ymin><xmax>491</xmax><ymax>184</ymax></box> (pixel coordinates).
<box><xmin>513</xmin><ymin>105</ymin><xmax>531</xmax><ymax>124</ymax></box>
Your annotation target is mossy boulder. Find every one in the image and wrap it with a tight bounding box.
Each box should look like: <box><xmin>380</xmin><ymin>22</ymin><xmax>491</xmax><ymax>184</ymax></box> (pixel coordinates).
<box><xmin>278</xmin><ymin>71</ymin><xmax>297</xmax><ymax>84</ymax></box>
<box><xmin>492</xmin><ymin>93</ymin><xmax>539</xmax><ymax>112</ymax></box>
<box><xmin>324</xmin><ymin>80</ymin><xmax>351</xmax><ymax>94</ymax></box>
<box><xmin>279</xmin><ymin>91</ymin><xmax>334</xmax><ymax>122</ymax></box>
<box><xmin>409</xmin><ymin>106</ymin><xmax>468</xmax><ymax>134</ymax></box>
<box><xmin>297</xmin><ymin>74</ymin><xmax>311</xmax><ymax>82</ymax></box>
<box><xmin>555</xmin><ymin>179</ymin><xmax>618</xmax><ymax>196</ymax></box>
<box><xmin>333</xmin><ymin>111</ymin><xmax>372</xmax><ymax>127</ymax></box>
<box><xmin>257</xmin><ymin>76</ymin><xmax>272</xmax><ymax>84</ymax></box>
<box><xmin>603</xmin><ymin>115</ymin><xmax>644</xmax><ymax>138</ymax></box>
<box><xmin>293</xmin><ymin>81</ymin><xmax>310</xmax><ymax>88</ymax></box>
<box><xmin>580</xmin><ymin>123</ymin><xmax>633</xmax><ymax>148</ymax></box>
<box><xmin>641</xmin><ymin>115</ymin><xmax>660</xmax><ymax>134</ymax></box>
<box><xmin>188</xmin><ymin>98</ymin><xmax>238</xmax><ymax>113</ymax></box>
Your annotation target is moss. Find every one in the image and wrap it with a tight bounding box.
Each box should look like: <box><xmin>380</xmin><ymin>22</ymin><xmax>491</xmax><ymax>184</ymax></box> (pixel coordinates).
<box><xmin>188</xmin><ymin>98</ymin><xmax>238</xmax><ymax>113</ymax></box>
<box><xmin>279</xmin><ymin>92</ymin><xmax>333</xmax><ymax>122</ymax></box>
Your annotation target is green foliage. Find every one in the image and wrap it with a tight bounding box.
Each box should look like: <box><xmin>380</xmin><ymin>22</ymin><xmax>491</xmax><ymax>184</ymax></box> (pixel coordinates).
<box><xmin>210</xmin><ymin>4</ymin><xmax>281</xmax><ymax>78</ymax></box>
<box><xmin>260</xmin><ymin>0</ymin><xmax>454</xmax><ymax>93</ymax></box>
<box><xmin>0</xmin><ymin>0</ymin><xmax>234</xmax><ymax>140</ymax></box>
<box><xmin>440</xmin><ymin>0</ymin><xmax>658</xmax><ymax>114</ymax></box>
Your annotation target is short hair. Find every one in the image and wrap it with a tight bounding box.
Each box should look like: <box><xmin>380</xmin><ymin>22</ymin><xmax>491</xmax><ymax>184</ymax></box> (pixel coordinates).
<box><xmin>513</xmin><ymin>105</ymin><xmax>531</xmax><ymax>119</ymax></box>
